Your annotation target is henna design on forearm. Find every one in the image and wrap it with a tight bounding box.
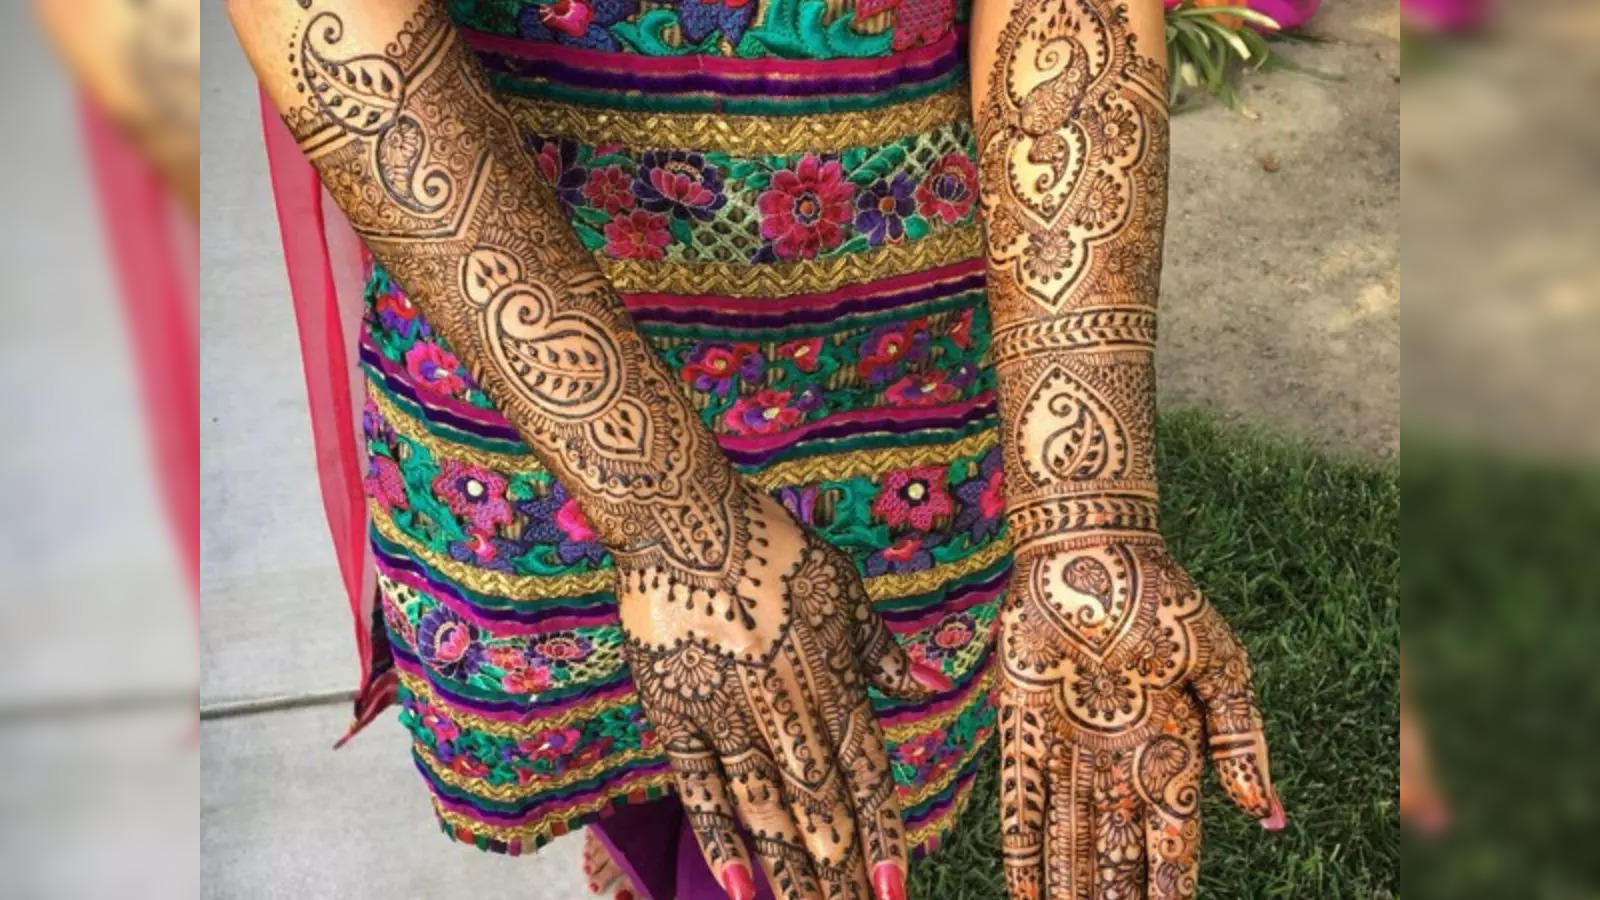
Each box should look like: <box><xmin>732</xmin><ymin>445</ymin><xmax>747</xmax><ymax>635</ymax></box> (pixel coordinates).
<box><xmin>277</xmin><ymin>3</ymin><xmax>745</xmax><ymax>584</ymax></box>
<box><xmin>237</xmin><ymin>6</ymin><xmax>942</xmax><ymax>896</ymax></box>
<box><xmin>974</xmin><ymin>1</ymin><xmax>1280</xmax><ymax>896</ymax></box>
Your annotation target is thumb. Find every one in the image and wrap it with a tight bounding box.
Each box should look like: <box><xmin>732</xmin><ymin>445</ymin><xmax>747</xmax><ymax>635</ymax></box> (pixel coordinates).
<box><xmin>855</xmin><ymin>605</ymin><xmax>952</xmax><ymax>701</ymax></box>
<box><xmin>1190</xmin><ymin>604</ymin><xmax>1284</xmax><ymax>829</ymax></box>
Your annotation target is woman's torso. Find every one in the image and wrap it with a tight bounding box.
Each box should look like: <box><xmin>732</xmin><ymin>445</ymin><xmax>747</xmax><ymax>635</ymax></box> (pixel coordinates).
<box><xmin>359</xmin><ymin>0</ymin><xmax>1008</xmax><ymax>855</ymax></box>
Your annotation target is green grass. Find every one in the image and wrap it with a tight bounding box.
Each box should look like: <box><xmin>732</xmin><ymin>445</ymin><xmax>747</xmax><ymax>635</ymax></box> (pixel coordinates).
<box><xmin>908</xmin><ymin>410</ymin><xmax>1400</xmax><ymax>899</ymax></box>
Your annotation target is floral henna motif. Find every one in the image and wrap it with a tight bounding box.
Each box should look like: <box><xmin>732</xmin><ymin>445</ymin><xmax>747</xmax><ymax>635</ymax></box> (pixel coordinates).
<box><xmin>620</xmin><ymin>494</ymin><xmax>936</xmax><ymax>900</ymax></box>
<box><xmin>973</xmin><ymin>0</ymin><xmax>1281</xmax><ymax>895</ymax></box>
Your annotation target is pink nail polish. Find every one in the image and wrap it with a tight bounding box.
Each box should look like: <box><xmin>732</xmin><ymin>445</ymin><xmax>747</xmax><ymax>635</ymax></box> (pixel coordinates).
<box><xmin>911</xmin><ymin>663</ymin><xmax>952</xmax><ymax>692</ymax></box>
<box><xmin>872</xmin><ymin>861</ymin><xmax>907</xmax><ymax>900</ymax></box>
<box><xmin>721</xmin><ymin>862</ymin><xmax>755</xmax><ymax>900</ymax></box>
<box><xmin>1259</xmin><ymin>791</ymin><xmax>1286</xmax><ymax>831</ymax></box>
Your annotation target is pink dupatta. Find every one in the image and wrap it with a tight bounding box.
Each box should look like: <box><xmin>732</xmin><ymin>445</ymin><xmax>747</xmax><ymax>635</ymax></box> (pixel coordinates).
<box><xmin>259</xmin><ymin>94</ymin><xmax>395</xmax><ymax>744</ymax></box>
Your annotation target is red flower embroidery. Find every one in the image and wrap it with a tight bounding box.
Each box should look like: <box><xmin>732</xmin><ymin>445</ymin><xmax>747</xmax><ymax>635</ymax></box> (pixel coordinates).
<box><xmin>915</xmin><ymin>152</ymin><xmax>979</xmax><ymax>225</ymax></box>
<box><xmin>604</xmin><ymin>209</ymin><xmax>671</xmax><ymax>261</ymax></box>
<box><xmin>776</xmin><ymin>337</ymin><xmax>825</xmax><ymax>373</ymax></box>
<box><xmin>857</xmin><ymin>320</ymin><xmax>930</xmax><ymax>383</ymax></box>
<box><xmin>872</xmin><ymin>467</ymin><xmax>955</xmax><ymax>530</ymax></box>
<box><xmin>947</xmin><ymin>307</ymin><xmax>975</xmax><ymax>349</ymax></box>
<box><xmin>433</xmin><ymin>459</ymin><xmax>514</xmax><ymax>535</ymax></box>
<box><xmin>885</xmin><ymin>372</ymin><xmax>959</xmax><ymax>407</ymax></box>
<box><xmin>582</xmin><ymin>165</ymin><xmax>635</xmax><ymax>215</ymax></box>
<box><xmin>723</xmin><ymin>389</ymin><xmax>804</xmax><ymax>436</ymax></box>
<box><xmin>757</xmin><ymin>155</ymin><xmax>854</xmax><ymax>260</ymax></box>
<box><xmin>555</xmin><ymin>497</ymin><xmax>596</xmax><ymax>544</ymax></box>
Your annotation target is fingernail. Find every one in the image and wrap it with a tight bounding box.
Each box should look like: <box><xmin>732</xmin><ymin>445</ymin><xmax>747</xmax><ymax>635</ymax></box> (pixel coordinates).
<box><xmin>1259</xmin><ymin>790</ymin><xmax>1286</xmax><ymax>831</ymax></box>
<box><xmin>911</xmin><ymin>663</ymin><xmax>952</xmax><ymax>693</ymax></box>
<box><xmin>872</xmin><ymin>861</ymin><xmax>907</xmax><ymax>900</ymax></box>
<box><xmin>721</xmin><ymin>862</ymin><xmax>755</xmax><ymax>900</ymax></box>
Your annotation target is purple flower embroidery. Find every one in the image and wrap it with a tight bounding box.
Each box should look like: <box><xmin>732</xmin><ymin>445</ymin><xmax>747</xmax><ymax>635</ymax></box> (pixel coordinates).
<box><xmin>778</xmin><ymin>485</ymin><xmax>821</xmax><ymax>526</ymax></box>
<box><xmin>855</xmin><ymin>174</ymin><xmax>917</xmax><ymax>246</ymax></box>
<box><xmin>952</xmin><ymin>447</ymin><xmax>1006</xmax><ymax>544</ymax></box>
<box><xmin>678</xmin><ymin>0</ymin><xmax>758</xmax><ymax>45</ymax></box>
<box><xmin>529</xmin><ymin>136</ymin><xmax>589</xmax><ymax>215</ymax></box>
<box><xmin>682</xmin><ymin>343</ymin><xmax>765</xmax><ymax>397</ymax></box>
<box><xmin>416</xmin><ymin>607</ymin><xmax>485</xmax><ymax>680</ymax></box>
<box><xmin>865</xmin><ymin>535</ymin><xmax>937</xmax><ymax>577</ymax></box>
<box><xmin>633</xmin><ymin>151</ymin><xmax>727</xmax><ymax>222</ymax></box>
<box><xmin>519</xmin><ymin>482</ymin><xmax>608</xmax><ymax>568</ymax></box>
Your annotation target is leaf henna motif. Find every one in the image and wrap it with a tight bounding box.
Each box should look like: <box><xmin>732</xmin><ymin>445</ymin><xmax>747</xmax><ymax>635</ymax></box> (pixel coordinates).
<box><xmin>1018</xmin><ymin>364</ymin><xmax>1131</xmax><ymax>486</ymax></box>
<box><xmin>375</xmin><ymin>114</ymin><xmax>452</xmax><ymax>213</ymax></box>
<box><xmin>298</xmin><ymin>12</ymin><xmax>404</xmax><ymax>136</ymax></box>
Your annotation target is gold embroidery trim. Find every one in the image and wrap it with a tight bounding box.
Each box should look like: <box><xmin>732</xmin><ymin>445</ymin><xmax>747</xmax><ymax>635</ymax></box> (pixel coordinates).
<box><xmin>400</xmin><ymin>670</ymin><xmax>637</xmax><ymax>737</ymax></box>
<box><xmin>434</xmin><ymin>771</ymin><xmax>677</xmax><ymax>843</ymax></box>
<box><xmin>503</xmin><ymin>86</ymin><xmax>969</xmax><ymax>156</ymax></box>
<box><xmin>371</xmin><ymin>384</ymin><xmax>998</xmax><ymax>490</ymax></box>
<box><xmin>374</xmin><ymin>506</ymin><xmax>614</xmax><ymax>598</ymax></box>
<box><xmin>379</xmin><ymin>499</ymin><xmax>1008</xmax><ymax>603</ymax></box>
<box><xmin>599</xmin><ymin>224</ymin><xmax>983</xmax><ymax>297</ymax></box>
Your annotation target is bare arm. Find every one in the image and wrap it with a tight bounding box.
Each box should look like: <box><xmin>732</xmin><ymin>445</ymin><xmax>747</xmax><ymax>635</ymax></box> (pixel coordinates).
<box><xmin>230</xmin><ymin>4</ymin><xmax>939</xmax><ymax>898</ymax></box>
<box><xmin>970</xmin><ymin>0</ymin><xmax>1282</xmax><ymax>896</ymax></box>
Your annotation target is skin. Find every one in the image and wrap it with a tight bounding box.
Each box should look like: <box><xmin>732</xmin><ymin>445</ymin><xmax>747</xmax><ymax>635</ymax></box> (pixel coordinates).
<box><xmin>968</xmin><ymin>0</ymin><xmax>1285</xmax><ymax>896</ymax></box>
<box><xmin>36</xmin><ymin>0</ymin><xmax>200</xmax><ymax>218</ymax></box>
<box><xmin>227</xmin><ymin>3</ymin><xmax>948</xmax><ymax>898</ymax></box>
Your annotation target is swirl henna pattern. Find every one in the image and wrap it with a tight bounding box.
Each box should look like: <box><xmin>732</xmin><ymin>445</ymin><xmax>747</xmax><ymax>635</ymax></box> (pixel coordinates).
<box><xmin>971</xmin><ymin>0</ymin><xmax>1283</xmax><ymax>896</ymax></box>
<box><xmin>230</xmin><ymin>2</ymin><xmax>950</xmax><ymax>897</ymax></box>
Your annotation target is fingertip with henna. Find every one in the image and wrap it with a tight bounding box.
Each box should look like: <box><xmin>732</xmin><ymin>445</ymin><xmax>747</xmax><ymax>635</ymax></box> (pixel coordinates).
<box><xmin>1259</xmin><ymin>790</ymin><xmax>1286</xmax><ymax>831</ymax></box>
<box><xmin>872</xmin><ymin>861</ymin><xmax>907</xmax><ymax>900</ymax></box>
<box><xmin>720</xmin><ymin>862</ymin><xmax>755</xmax><ymax>900</ymax></box>
<box><xmin>910</xmin><ymin>663</ymin><xmax>952</xmax><ymax>693</ymax></box>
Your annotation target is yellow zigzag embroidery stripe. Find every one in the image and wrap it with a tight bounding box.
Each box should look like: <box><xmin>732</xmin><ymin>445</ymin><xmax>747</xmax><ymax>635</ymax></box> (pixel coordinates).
<box><xmin>399</xmin><ymin>671</ymin><xmax>641</xmax><ymax>737</ymax></box>
<box><xmin>377</xmin><ymin>501</ymin><xmax>1009</xmax><ymax>603</ymax></box>
<box><xmin>369</xmin><ymin>384</ymin><xmax>999</xmax><ymax>490</ymax></box>
<box><xmin>374</xmin><ymin>506</ymin><xmax>612</xmax><ymax>598</ymax></box>
<box><xmin>434</xmin><ymin>771</ymin><xmax>677</xmax><ymax>844</ymax></box>
<box><xmin>599</xmin><ymin>224</ymin><xmax>984</xmax><ymax>297</ymax></box>
<box><xmin>504</xmin><ymin>87</ymin><xmax>970</xmax><ymax>157</ymax></box>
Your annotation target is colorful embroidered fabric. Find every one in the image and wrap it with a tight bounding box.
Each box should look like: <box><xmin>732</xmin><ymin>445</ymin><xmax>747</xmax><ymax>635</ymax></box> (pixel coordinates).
<box><xmin>361</xmin><ymin>0</ymin><xmax>1006</xmax><ymax>857</ymax></box>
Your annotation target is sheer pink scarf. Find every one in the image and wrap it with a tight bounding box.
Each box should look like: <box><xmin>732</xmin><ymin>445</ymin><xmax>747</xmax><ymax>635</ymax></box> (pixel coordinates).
<box><xmin>259</xmin><ymin>93</ymin><xmax>394</xmax><ymax>744</ymax></box>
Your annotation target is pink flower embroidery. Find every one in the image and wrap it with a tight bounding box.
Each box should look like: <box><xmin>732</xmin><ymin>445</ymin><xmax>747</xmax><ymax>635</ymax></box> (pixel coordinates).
<box><xmin>539</xmin><ymin>0</ymin><xmax>595</xmax><ymax>37</ymax></box>
<box><xmin>364</xmin><ymin>455</ymin><xmax>408</xmax><ymax>512</ymax></box>
<box><xmin>404</xmin><ymin>341</ymin><xmax>467</xmax><ymax>399</ymax></box>
<box><xmin>724</xmin><ymin>389</ymin><xmax>805</xmax><ymax>436</ymax></box>
<box><xmin>757</xmin><ymin>156</ymin><xmax>854</xmax><ymax>260</ymax></box>
<box><xmin>555</xmin><ymin>497</ymin><xmax>596</xmax><ymax>544</ymax></box>
<box><xmin>582</xmin><ymin>165</ymin><xmax>635</xmax><ymax>215</ymax></box>
<box><xmin>432</xmin><ymin>459</ymin><xmax>514</xmax><ymax>535</ymax></box>
<box><xmin>873</xmin><ymin>467</ymin><xmax>955</xmax><ymax>531</ymax></box>
<box><xmin>603</xmin><ymin>209</ymin><xmax>671</xmax><ymax>261</ymax></box>
<box><xmin>916</xmin><ymin>152</ymin><xmax>979</xmax><ymax>225</ymax></box>
<box><xmin>947</xmin><ymin>308</ymin><xmax>975</xmax><ymax>349</ymax></box>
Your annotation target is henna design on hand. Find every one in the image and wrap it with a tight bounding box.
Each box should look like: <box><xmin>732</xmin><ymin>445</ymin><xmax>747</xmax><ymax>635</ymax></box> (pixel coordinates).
<box><xmin>233</xmin><ymin>6</ymin><xmax>952</xmax><ymax>897</ymax></box>
<box><xmin>973</xmin><ymin>0</ymin><xmax>1283</xmax><ymax>896</ymax></box>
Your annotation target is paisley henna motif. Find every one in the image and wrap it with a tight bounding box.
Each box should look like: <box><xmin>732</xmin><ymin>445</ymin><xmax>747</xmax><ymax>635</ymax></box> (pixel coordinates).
<box><xmin>973</xmin><ymin>0</ymin><xmax>1281</xmax><ymax>895</ymax></box>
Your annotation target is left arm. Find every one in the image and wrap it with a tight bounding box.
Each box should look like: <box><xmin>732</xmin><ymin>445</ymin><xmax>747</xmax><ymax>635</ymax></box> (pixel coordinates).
<box><xmin>969</xmin><ymin>1</ymin><xmax>1283</xmax><ymax>896</ymax></box>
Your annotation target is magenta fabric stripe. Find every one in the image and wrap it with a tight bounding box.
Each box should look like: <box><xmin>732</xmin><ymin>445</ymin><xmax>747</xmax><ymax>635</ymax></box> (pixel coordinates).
<box><xmin>461</xmin><ymin>25</ymin><xmax>961</xmax><ymax>78</ymax></box>
<box><xmin>877</xmin><ymin>647</ymin><xmax>994</xmax><ymax>729</ymax></box>
<box><xmin>886</xmin><ymin>580</ymin><xmax>1006</xmax><ymax>635</ymax></box>
<box><xmin>716</xmin><ymin>392</ymin><xmax>996</xmax><ymax>454</ymax></box>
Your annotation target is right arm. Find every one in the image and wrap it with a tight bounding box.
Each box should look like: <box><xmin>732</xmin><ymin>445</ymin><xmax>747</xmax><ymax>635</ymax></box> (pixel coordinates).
<box><xmin>229</xmin><ymin>4</ymin><xmax>939</xmax><ymax>898</ymax></box>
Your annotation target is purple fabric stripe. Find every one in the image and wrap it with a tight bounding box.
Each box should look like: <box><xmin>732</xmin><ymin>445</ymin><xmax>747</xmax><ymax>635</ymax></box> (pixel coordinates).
<box><xmin>475</xmin><ymin>46</ymin><xmax>960</xmax><ymax>99</ymax></box>
<box><xmin>720</xmin><ymin>399</ymin><xmax>998</xmax><ymax>468</ymax></box>
<box><xmin>361</xmin><ymin>344</ymin><xmax>523</xmax><ymax>442</ymax></box>
<box><xmin>630</xmin><ymin>272</ymin><xmax>986</xmax><ymax>330</ymax></box>
<box><xmin>878</xmin><ymin>565</ymin><xmax>1011</xmax><ymax>624</ymax></box>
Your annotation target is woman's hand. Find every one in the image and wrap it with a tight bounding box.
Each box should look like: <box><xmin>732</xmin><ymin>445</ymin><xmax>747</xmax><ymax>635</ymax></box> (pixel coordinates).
<box><xmin>998</xmin><ymin>541</ymin><xmax>1283</xmax><ymax>899</ymax></box>
<box><xmin>618</xmin><ymin>487</ymin><xmax>949</xmax><ymax>900</ymax></box>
